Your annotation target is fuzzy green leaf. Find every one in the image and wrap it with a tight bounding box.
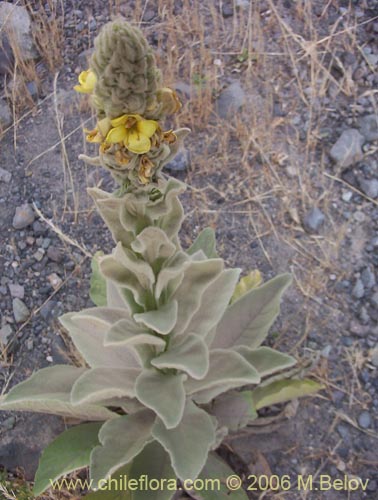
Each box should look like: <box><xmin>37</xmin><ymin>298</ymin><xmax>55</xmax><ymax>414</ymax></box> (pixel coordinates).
<box><xmin>105</xmin><ymin>319</ymin><xmax>166</xmax><ymax>348</ymax></box>
<box><xmin>59</xmin><ymin>310</ymin><xmax>140</xmax><ymax>369</ymax></box>
<box><xmin>186</xmin><ymin>452</ymin><xmax>249</xmax><ymax>499</ymax></box>
<box><xmin>135</xmin><ymin>370</ymin><xmax>186</xmax><ymax>429</ymax></box>
<box><xmin>71</xmin><ymin>368</ymin><xmax>140</xmax><ymax>405</ymax></box>
<box><xmin>251</xmin><ymin>378</ymin><xmax>323</xmax><ymax>410</ymax></box>
<box><xmin>210</xmin><ymin>391</ymin><xmax>257</xmax><ymax>431</ymax></box>
<box><xmin>151</xmin><ymin>333</ymin><xmax>209</xmax><ymax>379</ymax></box>
<box><xmin>234</xmin><ymin>346</ymin><xmax>296</xmax><ymax>377</ymax></box>
<box><xmin>90</xmin><ymin>410</ymin><xmax>156</xmax><ymax>487</ymax></box>
<box><xmin>34</xmin><ymin>422</ymin><xmax>102</xmax><ymax>496</ymax></box>
<box><xmin>188</xmin><ymin>228</ymin><xmax>218</xmax><ymax>258</ymax></box>
<box><xmin>186</xmin><ymin>349</ymin><xmax>260</xmax><ymax>404</ymax></box>
<box><xmin>0</xmin><ymin>365</ymin><xmax>116</xmax><ymax>421</ymax></box>
<box><xmin>131</xmin><ymin>227</ymin><xmax>176</xmax><ymax>264</ymax></box>
<box><xmin>152</xmin><ymin>400</ymin><xmax>216</xmax><ymax>481</ymax></box>
<box><xmin>212</xmin><ymin>274</ymin><xmax>292</xmax><ymax>349</ymax></box>
<box><xmin>90</xmin><ymin>251</ymin><xmax>107</xmax><ymax>307</ymax></box>
<box><xmin>134</xmin><ymin>301</ymin><xmax>178</xmax><ymax>335</ymax></box>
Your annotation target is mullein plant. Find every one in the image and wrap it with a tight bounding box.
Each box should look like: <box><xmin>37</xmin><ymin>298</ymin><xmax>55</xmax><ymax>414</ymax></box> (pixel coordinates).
<box><xmin>0</xmin><ymin>20</ymin><xmax>321</xmax><ymax>499</ymax></box>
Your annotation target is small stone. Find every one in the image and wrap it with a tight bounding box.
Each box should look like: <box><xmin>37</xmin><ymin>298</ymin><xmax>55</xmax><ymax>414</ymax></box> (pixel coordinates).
<box><xmin>46</xmin><ymin>246</ymin><xmax>63</xmax><ymax>264</ymax></box>
<box><xmin>341</xmin><ymin>190</ymin><xmax>353</xmax><ymax>202</ymax></box>
<box><xmin>222</xmin><ymin>3</ymin><xmax>233</xmax><ymax>17</ymax></box>
<box><xmin>46</xmin><ymin>355</ymin><xmax>53</xmax><ymax>363</ymax></box>
<box><xmin>12</xmin><ymin>297</ymin><xmax>30</xmax><ymax>323</ymax></box>
<box><xmin>13</xmin><ymin>203</ymin><xmax>35</xmax><ymax>229</ymax></box>
<box><xmin>47</xmin><ymin>273</ymin><xmax>63</xmax><ymax>290</ymax></box>
<box><xmin>8</xmin><ymin>283</ymin><xmax>25</xmax><ymax>299</ymax></box>
<box><xmin>0</xmin><ymin>166</ymin><xmax>11</xmax><ymax>183</ymax></box>
<box><xmin>286</xmin><ymin>166</ymin><xmax>298</xmax><ymax>178</ymax></box>
<box><xmin>371</xmin><ymin>346</ymin><xmax>378</xmax><ymax>367</ymax></box>
<box><xmin>370</xmin><ymin>292</ymin><xmax>378</xmax><ymax>308</ymax></box>
<box><xmin>0</xmin><ymin>98</ymin><xmax>12</xmax><ymax>128</ymax></box>
<box><xmin>26</xmin><ymin>81</ymin><xmax>38</xmax><ymax>100</ymax></box>
<box><xmin>26</xmin><ymin>338</ymin><xmax>33</xmax><ymax>350</ymax></box>
<box><xmin>165</xmin><ymin>150</ymin><xmax>190</xmax><ymax>172</ymax></box>
<box><xmin>353</xmin><ymin>211</ymin><xmax>366</xmax><ymax>222</ymax></box>
<box><xmin>1</xmin><ymin>416</ymin><xmax>16</xmax><ymax>430</ymax></box>
<box><xmin>0</xmin><ymin>324</ymin><xmax>12</xmax><ymax>344</ymax></box>
<box><xmin>216</xmin><ymin>81</ymin><xmax>246</xmax><ymax>119</ymax></box>
<box><xmin>352</xmin><ymin>278</ymin><xmax>365</xmax><ymax>299</ymax></box>
<box><xmin>303</xmin><ymin>207</ymin><xmax>325</xmax><ymax>233</ymax></box>
<box><xmin>359</xmin><ymin>115</ymin><xmax>378</xmax><ymax>142</ymax></box>
<box><xmin>359</xmin><ymin>179</ymin><xmax>378</xmax><ymax>199</ymax></box>
<box><xmin>32</xmin><ymin>220</ymin><xmax>46</xmax><ymax>236</ymax></box>
<box><xmin>330</xmin><ymin>129</ymin><xmax>364</xmax><ymax>169</ymax></box>
<box><xmin>358</xmin><ymin>411</ymin><xmax>371</xmax><ymax>429</ymax></box>
<box><xmin>33</xmin><ymin>248</ymin><xmax>45</xmax><ymax>261</ymax></box>
<box><xmin>361</xmin><ymin>267</ymin><xmax>376</xmax><ymax>289</ymax></box>
<box><xmin>349</xmin><ymin>320</ymin><xmax>369</xmax><ymax>337</ymax></box>
<box><xmin>26</xmin><ymin>235</ymin><xmax>35</xmax><ymax>245</ymax></box>
<box><xmin>40</xmin><ymin>300</ymin><xmax>57</xmax><ymax>321</ymax></box>
<box><xmin>142</xmin><ymin>9</ymin><xmax>155</xmax><ymax>22</ymax></box>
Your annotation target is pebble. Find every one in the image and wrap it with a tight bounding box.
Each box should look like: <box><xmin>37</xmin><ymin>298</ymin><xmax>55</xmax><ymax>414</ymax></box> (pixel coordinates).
<box><xmin>0</xmin><ymin>98</ymin><xmax>12</xmax><ymax>128</ymax></box>
<box><xmin>349</xmin><ymin>320</ymin><xmax>369</xmax><ymax>337</ymax></box>
<box><xmin>12</xmin><ymin>298</ymin><xmax>30</xmax><ymax>323</ymax></box>
<box><xmin>216</xmin><ymin>81</ymin><xmax>246</xmax><ymax>118</ymax></box>
<box><xmin>33</xmin><ymin>248</ymin><xmax>45</xmax><ymax>261</ymax></box>
<box><xmin>353</xmin><ymin>211</ymin><xmax>366</xmax><ymax>222</ymax></box>
<box><xmin>47</xmin><ymin>246</ymin><xmax>64</xmax><ymax>263</ymax></box>
<box><xmin>359</xmin><ymin>115</ymin><xmax>378</xmax><ymax>142</ymax></box>
<box><xmin>330</xmin><ymin>129</ymin><xmax>364</xmax><ymax>169</ymax></box>
<box><xmin>361</xmin><ymin>267</ymin><xmax>376</xmax><ymax>289</ymax></box>
<box><xmin>32</xmin><ymin>220</ymin><xmax>46</xmax><ymax>236</ymax></box>
<box><xmin>222</xmin><ymin>3</ymin><xmax>234</xmax><ymax>17</ymax></box>
<box><xmin>358</xmin><ymin>411</ymin><xmax>371</xmax><ymax>429</ymax></box>
<box><xmin>165</xmin><ymin>149</ymin><xmax>189</xmax><ymax>172</ymax></box>
<box><xmin>370</xmin><ymin>292</ymin><xmax>378</xmax><ymax>308</ymax></box>
<box><xmin>371</xmin><ymin>346</ymin><xmax>378</xmax><ymax>367</ymax></box>
<box><xmin>0</xmin><ymin>166</ymin><xmax>12</xmax><ymax>183</ymax></box>
<box><xmin>1</xmin><ymin>416</ymin><xmax>16</xmax><ymax>430</ymax></box>
<box><xmin>0</xmin><ymin>324</ymin><xmax>12</xmax><ymax>344</ymax></box>
<box><xmin>359</xmin><ymin>179</ymin><xmax>378</xmax><ymax>199</ymax></box>
<box><xmin>352</xmin><ymin>279</ymin><xmax>365</xmax><ymax>298</ymax></box>
<box><xmin>47</xmin><ymin>273</ymin><xmax>63</xmax><ymax>290</ymax></box>
<box><xmin>8</xmin><ymin>283</ymin><xmax>25</xmax><ymax>299</ymax></box>
<box><xmin>341</xmin><ymin>190</ymin><xmax>353</xmax><ymax>202</ymax></box>
<box><xmin>303</xmin><ymin>207</ymin><xmax>325</xmax><ymax>233</ymax></box>
<box><xmin>12</xmin><ymin>203</ymin><xmax>36</xmax><ymax>229</ymax></box>
<box><xmin>26</xmin><ymin>338</ymin><xmax>33</xmax><ymax>351</ymax></box>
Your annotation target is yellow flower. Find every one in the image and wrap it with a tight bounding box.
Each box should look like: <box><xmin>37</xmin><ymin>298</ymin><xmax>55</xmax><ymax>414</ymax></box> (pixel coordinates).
<box><xmin>84</xmin><ymin>117</ymin><xmax>111</xmax><ymax>144</ymax></box>
<box><xmin>105</xmin><ymin>114</ymin><xmax>158</xmax><ymax>155</ymax></box>
<box><xmin>74</xmin><ymin>69</ymin><xmax>97</xmax><ymax>93</ymax></box>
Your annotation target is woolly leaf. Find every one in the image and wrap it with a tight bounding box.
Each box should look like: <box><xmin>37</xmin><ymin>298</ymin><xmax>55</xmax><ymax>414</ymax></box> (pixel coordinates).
<box><xmin>71</xmin><ymin>368</ymin><xmax>140</xmax><ymax>405</ymax></box>
<box><xmin>151</xmin><ymin>333</ymin><xmax>209</xmax><ymax>379</ymax></box>
<box><xmin>230</xmin><ymin>270</ymin><xmax>263</xmax><ymax>304</ymax></box>
<box><xmin>134</xmin><ymin>301</ymin><xmax>178</xmax><ymax>335</ymax></box>
<box><xmin>0</xmin><ymin>365</ymin><xmax>116</xmax><ymax>421</ymax></box>
<box><xmin>212</xmin><ymin>274</ymin><xmax>292</xmax><ymax>349</ymax></box>
<box><xmin>34</xmin><ymin>423</ymin><xmax>102</xmax><ymax>496</ymax></box>
<box><xmin>105</xmin><ymin>319</ymin><xmax>165</xmax><ymax>348</ymax></box>
<box><xmin>185</xmin><ymin>452</ymin><xmax>249</xmax><ymax>499</ymax></box>
<box><xmin>90</xmin><ymin>410</ymin><xmax>156</xmax><ymax>487</ymax></box>
<box><xmin>209</xmin><ymin>391</ymin><xmax>257</xmax><ymax>431</ymax></box>
<box><xmin>131</xmin><ymin>226</ymin><xmax>176</xmax><ymax>264</ymax></box>
<box><xmin>251</xmin><ymin>378</ymin><xmax>323</xmax><ymax>410</ymax></box>
<box><xmin>59</xmin><ymin>311</ymin><xmax>140</xmax><ymax>369</ymax></box>
<box><xmin>135</xmin><ymin>370</ymin><xmax>186</xmax><ymax>429</ymax></box>
<box><xmin>234</xmin><ymin>346</ymin><xmax>296</xmax><ymax>377</ymax></box>
<box><xmin>152</xmin><ymin>400</ymin><xmax>216</xmax><ymax>481</ymax></box>
<box><xmin>90</xmin><ymin>251</ymin><xmax>107</xmax><ymax>307</ymax></box>
<box><xmin>188</xmin><ymin>228</ymin><xmax>218</xmax><ymax>259</ymax></box>
<box><xmin>186</xmin><ymin>349</ymin><xmax>260</xmax><ymax>404</ymax></box>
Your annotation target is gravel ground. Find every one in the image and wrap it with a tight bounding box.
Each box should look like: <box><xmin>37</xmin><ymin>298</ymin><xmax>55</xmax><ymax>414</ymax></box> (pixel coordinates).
<box><xmin>0</xmin><ymin>1</ymin><xmax>378</xmax><ymax>499</ymax></box>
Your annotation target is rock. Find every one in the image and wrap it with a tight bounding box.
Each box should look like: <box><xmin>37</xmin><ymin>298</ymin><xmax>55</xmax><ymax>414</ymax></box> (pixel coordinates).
<box><xmin>0</xmin><ymin>36</ymin><xmax>13</xmax><ymax>74</ymax></box>
<box><xmin>353</xmin><ymin>211</ymin><xmax>366</xmax><ymax>222</ymax></box>
<box><xmin>0</xmin><ymin>166</ymin><xmax>11</xmax><ymax>183</ymax></box>
<box><xmin>371</xmin><ymin>346</ymin><xmax>378</xmax><ymax>367</ymax></box>
<box><xmin>33</xmin><ymin>248</ymin><xmax>45</xmax><ymax>261</ymax></box>
<box><xmin>359</xmin><ymin>178</ymin><xmax>378</xmax><ymax>199</ymax></box>
<box><xmin>302</xmin><ymin>207</ymin><xmax>325</xmax><ymax>233</ymax></box>
<box><xmin>352</xmin><ymin>278</ymin><xmax>365</xmax><ymax>299</ymax></box>
<box><xmin>216</xmin><ymin>81</ymin><xmax>246</xmax><ymax>118</ymax></box>
<box><xmin>26</xmin><ymin>81</ymin><xmax>38</xmax><ymax>100</ymax></box>
<box><xmin>0</xmin><ymin>324</ymin><xmax>12</xmax><ymax>344</ymax></box>
<box><xmin>0</xmin><ymin>2</ymin><xmax>38</xmax><ymax>61</ymax></box>
<box><xmin>12</xmin><ymin>203</ymin><xmax>35</xmax><ymax>229</ymax></box>
<box><xmin>341</xmin><ymin>190</ymin><xmax>353</xmax><ymax>202</ymax></box>
<box><xmin>32</xmin><ymin>220</ymin><xmax>47</xmax><ymax>236</ymax></box>
<box><xmin>12</xmin><ymin>297</ymin><xmax>29</xmax><ymax>323</ymax></box>
<box><xmin>361</xmin><ymin>267</ymin><xmax>376</xmax><ymax>289</ymax></box>
<box><xmin>78</xmin><ymin>48</ymin><xmax>93</xmax><ymax>68</ymax></box>
<box><xmin>8</xmin><ymin>283</ymin><xmax>25</xmax><ymax>299</ymax></box>
<box><xmin>330</xmin><ymin>129</ymin><xmax>364</xmax><ymax>169</ymax></box>
<box><xmin>1</xmin><ymin>416</ymin><xmax>16</xmax><ymax>431</ymax></box>
<box><xmin>165</xmin><ymin>150</ymin><xmax>190</xmax><ymax>172</ymax></box>
<box><xmin>371</xmin><ymin>292</ymin><xmax>378</xmax><ymax>308</ymax></box>
<box><xmin>359</xmin><ymin>114</ymin><xmax>378</xmax><ymax>142</ymax></box>
<box><xmin>40</xmin><ymin>300</ymin><xmax>58</xmax><ymax>321</ymax></box>
<box><xmin>0</xmin><ymin>413</ymin><xmax>64</xmax><ymax>480</ymax></box>
<box><xmin>358</xmin><ymin>411</ymin><xmax>371</xmax><ymax>429</ymax></box>
<box><xmin>349</xmin><ymin>320</ymin><xmax>369</xmax><ymax>337</ymax></box>
<box><xmin>47</xmin><ymin>273</ymin><xmax>63</xmax><ymax>290</ymax></box>
<box><xmin>221</xmin><ymin>3</ymin><xmax>234</xmax><ymax>17</ymax></box>
<box><xmin>47</xmin><ymin>245</ymin><xmax>64</xmax><ymax>263</ymax></box>
<box><xmin>0</xmin><ymin>98</ymin><xmax>12</xmax><ymax>129</ymax></box>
